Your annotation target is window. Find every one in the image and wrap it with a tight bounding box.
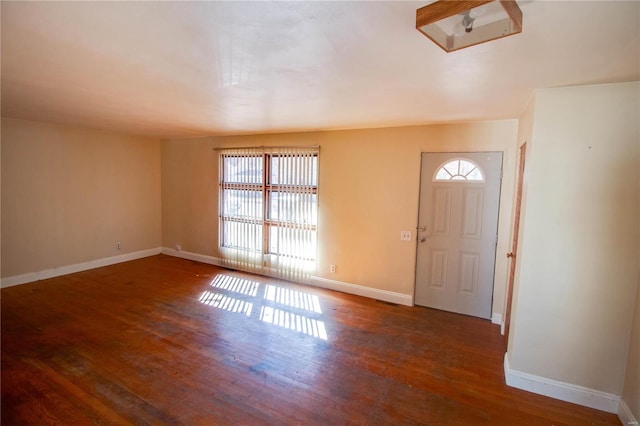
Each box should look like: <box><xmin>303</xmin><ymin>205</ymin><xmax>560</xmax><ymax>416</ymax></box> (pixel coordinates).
<box><xmin>219</xmin><ymin>147</ymin><xmax>319</xmax><ymax>281</ymax></box>
<box><xmin>433</xmin><ymin>159</ymin><xmax>484</xmax><ymax>182</ymax></box>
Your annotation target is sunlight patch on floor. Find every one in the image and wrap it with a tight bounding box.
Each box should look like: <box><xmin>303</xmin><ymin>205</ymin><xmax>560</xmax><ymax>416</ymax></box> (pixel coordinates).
<box><xmin>199</xmin><ymin>290</ymin><xmax>253</xmax><ymax>316</ymax></box>
<box><xmin>210</xmin><ymin>274</ymin><xmax>260</xmax><ymax>297</ymax></box>
<box><xmin>199</xmin><ymin>273</ymin><xmax>328</xmax><ymax>340</ymax></box>
<box><xmin>259</xmin><ymin>306</ymin><xmax>328</xmax><ymax>340</ymax></box>
<box><xmin>264</xmin><ymin>284</ymin><xmax>322</xmax><ymax>314</ymax></box>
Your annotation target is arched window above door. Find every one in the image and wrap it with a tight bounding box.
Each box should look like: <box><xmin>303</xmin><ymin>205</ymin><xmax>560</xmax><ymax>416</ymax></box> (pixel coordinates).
<box><xmin>433</xmin><ymin>159</ymin><xmax>484</xmax><ymax>182</ymax></box>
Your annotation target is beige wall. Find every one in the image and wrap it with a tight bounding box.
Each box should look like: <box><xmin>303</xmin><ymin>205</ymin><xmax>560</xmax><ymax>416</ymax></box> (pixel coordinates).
<box><xmin>1</xmin><ymin>117</ymin><xmax>161</xmax><ymax>278</ymax></box>
<box><xmin>509</xmin><ymin>82</ymin><xmax>640</xmax><ymax>395</ymax></box>
<box><xmin>162</xmin><ymin>120</ymin><xmax>519</xmax><ymax>317</ymax></box>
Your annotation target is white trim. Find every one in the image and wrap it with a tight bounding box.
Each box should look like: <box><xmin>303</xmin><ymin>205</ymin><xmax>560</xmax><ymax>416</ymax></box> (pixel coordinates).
<box><xmin>618</xmin><ymin>399</ymin><xmax>639</xmax><ymax>425</ymax></box>
<box><xmin>491</xmin><ymin>313</ymin><xmax>502</xmax><ymax>326</ymax></box>
<box><xmin>1</xmin><ymin>248</ymin><xmax>162</xmax><ymax>288</ymax></box>
<box><xmin>161</xmin><ymin>248</ymin><xmax>413</xmax><ymax>306</ymax></box>
<box><xmin>161</xmin><ymin>247</ymin><xmax>225</xmax><ymax>267</ymax></box>
<box><xmin>309</xmin><ymin>275</ymin><xmax>413</xmax><ymax>306</ymax></box>
<box><xmin>503</xmin><ymin>355</ymin><xmax>620</xmax><ymax>414</ymax></box>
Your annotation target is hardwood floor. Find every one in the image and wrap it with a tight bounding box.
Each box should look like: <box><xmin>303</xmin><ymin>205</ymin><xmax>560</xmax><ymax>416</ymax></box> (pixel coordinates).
<box><xmin>2</xmin><ymin>255</ymin><xmax>621</xmax><ymax>425</ymax></box>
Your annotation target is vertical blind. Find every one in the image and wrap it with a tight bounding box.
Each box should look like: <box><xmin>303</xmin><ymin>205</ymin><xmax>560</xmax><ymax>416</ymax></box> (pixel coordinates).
<box><xmin>218</xmin><ymin>146</ymin><xmax>319</xmax><ymax>283</ymax></box>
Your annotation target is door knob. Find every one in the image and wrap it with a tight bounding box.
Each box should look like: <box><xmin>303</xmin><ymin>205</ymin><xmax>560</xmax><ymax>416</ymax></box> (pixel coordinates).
<box><xmin>506</xmin><ymin>252</ymin><xmax>515</xmax><ymax>258</ymax></box>
<box><xmin>419</xmin><ymin>226</ymin><xmax>426</xmax><ymax>231</ymax></box>
<box><xmin>419</xmin><ymin>237</ymin><xmax>426</xmax><ymax>242</ymax></box>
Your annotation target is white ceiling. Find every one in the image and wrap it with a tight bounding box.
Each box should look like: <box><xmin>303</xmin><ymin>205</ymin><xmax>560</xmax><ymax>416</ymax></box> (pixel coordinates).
<box><xmin>1</xmin><ymin>1</ymin><xmax>638</xmax><ymax>138</ymax></box>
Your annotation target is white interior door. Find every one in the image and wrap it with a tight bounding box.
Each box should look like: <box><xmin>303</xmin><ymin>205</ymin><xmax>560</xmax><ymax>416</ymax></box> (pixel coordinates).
<box><xmin>414</xmin><ymin>152</ymin><xmax>503</xmax><ymax>319</ymax></box>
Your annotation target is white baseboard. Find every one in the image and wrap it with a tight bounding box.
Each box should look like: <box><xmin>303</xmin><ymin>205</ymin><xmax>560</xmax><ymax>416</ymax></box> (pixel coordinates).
<box><xmin>491</xmin><ymin>313</ymin><xmax>502</xmax><ymax>326</ymax></box>
<box><xmin>309</xmin><ymin>275</ymin><xmax>413</xmax><ymax>306</ymax></box>
<box><xmin>618</xmin><ymin>399</ymin><xmax>639</xmax><ymax>425</ymax></box>
<box><xmin>161</xmin><ymin>247</ymin><xmax>413</xmax><ymax>306</ymax></box>
<box><xmin>503</xmin><ymin>355</ymin><xmax>620</xmax><ymax>414</ymax></box>
<box><xmin>1</xmin><ymin>248</ymin><xmax>162</xmax><ymax>288</ymax></box>
<box><xmin>161</xmin><ymin>247</ymin><xmax>224</xmax><ymax>267</ymax></box>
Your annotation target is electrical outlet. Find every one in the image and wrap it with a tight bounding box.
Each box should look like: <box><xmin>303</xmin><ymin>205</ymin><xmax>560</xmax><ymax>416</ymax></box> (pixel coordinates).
<box><xmin>400</xmin><ymin>230</ymin><xmax>412</xmax><ymax>241</ymax></box>
<box><xmin>330</xmin><ymin>264</ymin><xmax>336</xmax><ymax>274</ymax></box>
<box><xmin>116</xmin><ymin>242</ymin><xmax>121</xmax><ymax>250</ymax></box>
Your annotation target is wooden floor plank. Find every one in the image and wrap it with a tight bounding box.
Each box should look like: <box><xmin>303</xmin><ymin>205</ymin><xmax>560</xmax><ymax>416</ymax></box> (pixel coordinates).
<box><xmin>2</xmin><ymin>255</ymin><xmax>621</xmax><ymax>425</ymax></box>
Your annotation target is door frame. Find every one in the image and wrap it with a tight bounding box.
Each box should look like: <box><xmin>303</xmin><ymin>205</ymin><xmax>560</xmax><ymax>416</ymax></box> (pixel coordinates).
<box><xmin>504</xmin><ymin>143</ymin><xmax>526</xmax><ymax>343</ymax></box>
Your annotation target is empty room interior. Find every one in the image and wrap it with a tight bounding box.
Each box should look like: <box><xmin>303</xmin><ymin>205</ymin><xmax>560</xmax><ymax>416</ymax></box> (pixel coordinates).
<box><xmin>1</xmin><ymin>1</ymin><xmax>639</xmax><ymax>424</ymax></box>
